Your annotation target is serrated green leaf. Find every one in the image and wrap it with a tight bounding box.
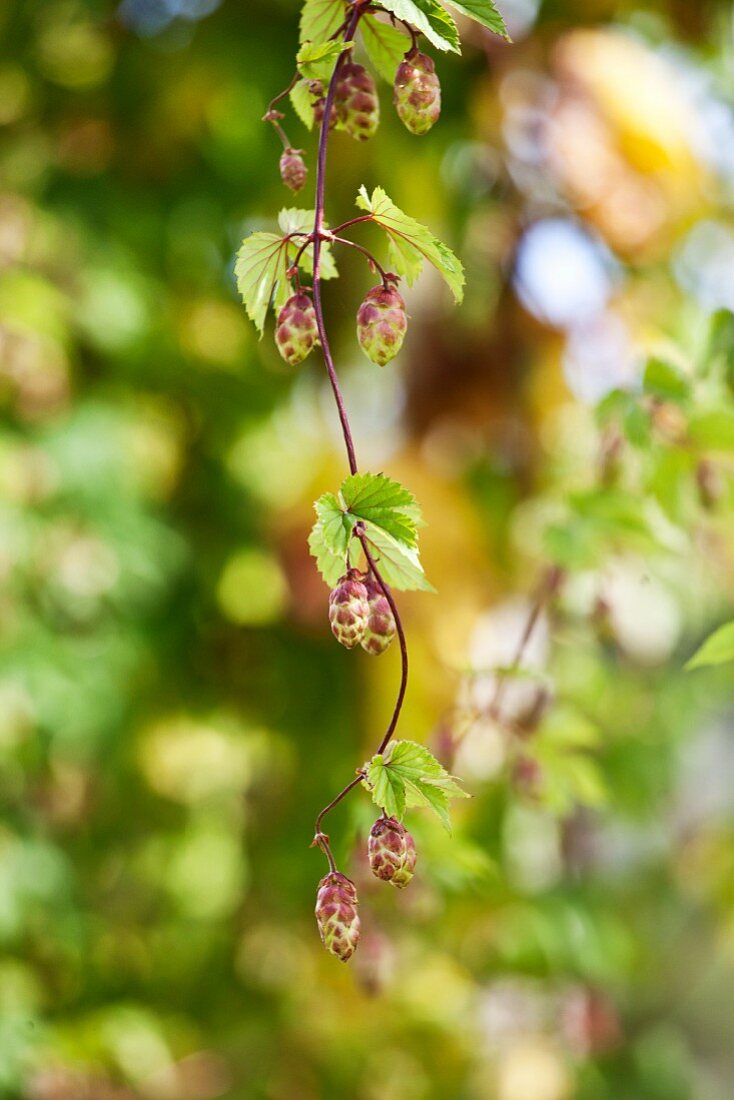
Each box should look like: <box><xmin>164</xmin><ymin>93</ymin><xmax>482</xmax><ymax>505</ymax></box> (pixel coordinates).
<box><xmin>356</xmin><ymin>185</ymin><xmax>465</xmax><ymax>302</ymax></box>
<box><xmin>443</xmin><ymin>0</ymin><xmax>509</xmax><ymax>39</ymax></box>
<box><xmin>360</xmin><ymin>15</ymin><xmax>410</xmax><ymax>82</ymax></box>
<box><xmin>296</xmin><ymin>38</ymin><xmax>353</xmax><ymax>81</ymax></box>
<box><xmin>309</xmin><ymin>472</ymin><xmax>432</xmax><ymax>591</ymax></box>
<box><xmin>360</xmin><ymin>523</ymin><xmax>433</xmax><ymax>591</ymax></box>
<box><xmin>278</xmin><ymin>208</ymin><xmax>338</xmax><ymax>280</ymax></box>
<box><xmin>235</xmin><ymin>211</ymin><xmax>337</xmax><ymax>335</ymax></box>
<box><xmin>362</xmin><ymin>740</ymin><xmax>468</xmax><ymax>832</ymax></box>
<box><xmin>234</xmin><ymin>233</ymin><xmax>291</xmax><ymax>336</ymax></box>
<box><xmin>289</xmin><ymin>78</ymin><xmax>315</xmax><ymax>130</ymax></box>
<box><xmin>378</xmin><ymin>0</ymin><xmax>461</xmax><ymax>53</ymax></box>
<box><xmin>300</xmin><ymin>0</ymin><xmax>346</xmax><ymax>44</ymax></box>
<box><xmin>686</xmin><ymin>621</ymin><xmax>734</xmax><ymax>670</ymax></box>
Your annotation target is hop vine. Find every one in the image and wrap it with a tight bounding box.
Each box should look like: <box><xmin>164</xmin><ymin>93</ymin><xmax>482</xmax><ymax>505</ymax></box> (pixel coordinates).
<box><xmin>236</xmin><ymin>0</ymin><xmax>509</xmax><ymax>960</ymax></box>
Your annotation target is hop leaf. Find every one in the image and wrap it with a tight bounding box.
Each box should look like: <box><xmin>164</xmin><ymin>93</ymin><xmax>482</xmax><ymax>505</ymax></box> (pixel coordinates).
<box><xmin>235</xmin><ymin>209</ymin><xmax>337</xmax><ymax>336</ymax></box>
<box><xmin>356</xmin><ymin>185</ymin><xmax>464</xmax><ymax>302</ymax></box>
<box><xmin>297</xmin><ymin>38</ymin><xmax>353</xmax><ymax>82</ymax></box>
<box><xmin>361</xmin><ymin>15</ymin><xmax>411</xmax><ymax>83</ymax></box>
<box><xmin>378</xmin><ymin>0</ymin><xmax>460</xmax><ymax>53</ymax></box>
<box><xmin>362</xmin><ymin>740</ymin><xmax>469</xmax><ymax>831</ymax></box>
<box><xmin>308</xmin><ymin>472</ymin><xmax>432</xmax><ymax>592</ymax></box>
<box><xmin>443</xmin><ymin>0</ymin><xmax>509</xmax><ymax>40</ymax></box>
<box><xmin>686</xmin><ymin>621</ymin><xmax>734</xmax><ymax>670</ymax></box>
<box><xmin>300</xmin><ymin>0</ymin><xmax>346</xmax><ymax>44</ymax></box>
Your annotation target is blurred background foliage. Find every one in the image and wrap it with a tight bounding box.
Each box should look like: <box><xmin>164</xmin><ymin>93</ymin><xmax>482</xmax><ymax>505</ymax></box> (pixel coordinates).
<box><xmin>1</xmin><ymin>0</ymin><xmax>734</xmax><ymax>1097</ymax></box>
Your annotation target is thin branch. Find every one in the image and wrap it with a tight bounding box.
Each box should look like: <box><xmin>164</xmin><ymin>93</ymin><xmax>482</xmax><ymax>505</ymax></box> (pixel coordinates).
<box><xmin>357</xmin><ymin>527</ymin><xmax>409</xmax><ymax>756</ymax></box>
<box><xmin>332</xmin><ymin>235</ymin><xmax>390</xmax><ymax>285</ymax></box>
<box><xmin>487</xmin><ymin>565</ymin><xmax>564</xmax><ymax>723</ymax></box>
<box><xmin>310</xmin><ymin>4</ymin><xmax>364</xmax><ymax>476</ymax></box>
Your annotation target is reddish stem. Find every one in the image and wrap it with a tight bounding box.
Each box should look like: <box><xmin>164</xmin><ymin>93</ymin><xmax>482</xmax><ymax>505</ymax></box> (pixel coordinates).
<box><xmin>311</xmin><ymin>3</ymin><xmax>364</xmax><ymax>476</ymax></box>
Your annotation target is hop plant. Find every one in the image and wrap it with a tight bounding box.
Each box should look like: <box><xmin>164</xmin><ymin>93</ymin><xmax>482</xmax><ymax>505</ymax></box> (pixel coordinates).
<box><xmin>279</xmin><ymin>148</ymin><xmax>307</xmax><ymax>193</ymax></box>
<box><xmin>356</xmin><ymin>284</ymin><xmax>407</xmax><ymax>366</ymax></box>
<box><xmin>361</xmin><ymin>576</ymin><xmax>396</xmax><ymax>655</ymax></box>
<box><xmin>328</xmin><ymin>569</ymin><xmax>370</xmax><ymax>648</ymax></box>
<box><xmin>368</xmin><ymin>816</ymin><xmax>417</xmax><ymax>888</ymax></box>
<box><xmin>275</xmin><ymin>291</ymin><xmax>318</xmax><ymax>366</ymax></box>
<box><xmin>335</xmin><ymin>63</ymin><xmax>380</xmax><ymax>141</ymax></box>
<box><xmin>394</xmin><ymin>50</ymin><xmax>441</xmax><ymax>135</ymax></box>
<box><xmin>315</xmin><ymin>871</ymin><xmax>361</xmax><ymax>961</ymax></box>
<box><xmin>309</xmin><ymin>80</ymin><xmax>337</xmax><ymax>131</ymax></box>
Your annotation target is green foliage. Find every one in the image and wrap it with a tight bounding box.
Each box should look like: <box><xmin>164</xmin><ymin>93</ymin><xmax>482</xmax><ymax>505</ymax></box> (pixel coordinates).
<box><xmin>296</xmin><ymin>38</ymin><xmax>353</xmax><ymax>81</ymax></box>
<box><xmin>377</xmin><ymin>0</ymin><xmax>461</xmax><ymax>53</ymax></box>
<box><xmin>308</xmin><ymin>472</ymin><xmax>432</xmax><ymax>590</ymax></box>
<box><xmin>363</xmin><ymin>739</ymin><xmax>469</xmax><ymax>829</ymax></box>
<box><xmin>686</xmin><ymin>621</ymin><xmax>734</xmax><ymax>670</ymax></box>
<box><xmin>356</xmin><ymin>185</ymin><xmax>465</xmax><ymax>301</ymax></box>
<box><xmin>361</xmin><ymin>15</ymin><xmax>411</xmax><ymax>82</ymax></box>
<box><xmin>235</xmin><ymin>210</ymin><xmax>336</xmax><ymax>334</ymax></box>
<box><xmin>300</xmin><ymin>0</ymin><xmax>346</xmax><ymax>43</ymax></box>
<box><xmin>444</xmin><ymin>0</ymin><xmax>509</xmax><ymax>38</ymax></box>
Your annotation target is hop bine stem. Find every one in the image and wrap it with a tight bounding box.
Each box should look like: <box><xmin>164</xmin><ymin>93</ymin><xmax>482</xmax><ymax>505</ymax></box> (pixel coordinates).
<box><xmin>309</xmin><ymin>3</ymin><xmax>411</xmax><ymax>867</ymax></box>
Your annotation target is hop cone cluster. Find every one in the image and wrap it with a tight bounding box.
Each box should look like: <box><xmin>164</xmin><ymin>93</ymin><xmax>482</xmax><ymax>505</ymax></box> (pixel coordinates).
<box><xmin>315</xmin><ymin>871</ymin><xmax>361</xmax><ymax>961</ymax></box>
<box><xmin>328</xmin><ymin>570</ymin><xmax>370</xmax><ymax>649</ymax></box>
<box><xmin>368</xmin><ymin>817</ymin><xmax>417</xmax><ymax>888</ymax></box>
<box><xmin>357</xmin><ymin>285</ymin><xmax>407</xmax><ymax>366</ymax></box>
<box><xmin>394</xmin><ymin>51</ymin><xmax>441</xmax><ymax>136</ymax></box>
<box><xmin>361</xmin><ymin>576</ymin><xmax>396</xmax><ymax>655</ymax></box>
<box><xmin>279</xmin><ymin>148</ymin><xmax>307</xmax><ymax>193</ymax></box>
<box><xmin>335</xmin><ymin>63</ymin><xmax>379</xmax><ymax>141</ymax></box>
<box><xmin>275</xmin><ymin>292</ymin><xmax>318</xmax><ymax>366</ymax></box>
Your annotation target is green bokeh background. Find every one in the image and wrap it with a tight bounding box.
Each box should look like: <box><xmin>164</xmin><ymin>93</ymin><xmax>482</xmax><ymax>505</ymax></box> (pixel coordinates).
<box><xmin>1</xmin><ymin>1</ymin><xmax>734</xmax><ymax>1097</ymax></box>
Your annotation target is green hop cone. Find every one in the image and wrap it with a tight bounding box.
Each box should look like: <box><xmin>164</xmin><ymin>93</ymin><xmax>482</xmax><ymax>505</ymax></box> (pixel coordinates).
<box><xmin>368</xmin><ymin>817</ymin><xmax>417</xmax><ymax>889</ymax></box>
<box><xmin>335</xmin><ymin>62</ymin><xmax>379</xmax><ymax>141</ymax></box>
<box><xmin>279</xmin><ymin>148</ymin><xmax>307</xmax><ymax>193</ymax></box>
<box><xmin>328</xmin><ymin>569</ymin><xmax>369</xmax><ymax>649</ymax></box>
<box><xmin>360</xmin><ymin>576</ymin><xmax>396</xmax><ymax>655</ymax></box>
<box><xmin>394</xmin><ymin>50</ymin><xmax>441</xmax><ymax>136</ymax></box>
<box><xmin>315</xmin><ymin>871</ymin><xmax>361</xmax><ymax>961</ymax></box>
<box><xmin>356</xmin><ymin>285</ymin><xmax>407</xmax><ymax>367</ymax></box>
<box><xmin>275</xmin><ymin>292</ymin><xmax>318</xmax><ymax>367</ymax></box>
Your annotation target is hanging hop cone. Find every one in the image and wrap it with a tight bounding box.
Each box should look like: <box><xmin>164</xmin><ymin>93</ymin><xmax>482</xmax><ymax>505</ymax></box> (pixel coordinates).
<box><xmin>394</xmin><ymin>50</ymin><xmax>441</xmax><ymax>135</ymax></box>
<box><xmin>275</xmin><ymin>292</ymin><xmax>318</xmax><ymax>367</ymax></box>
<box><xmin>279</xmin><ymin>148</ymin><xmax>307</xmax><ymax>193</ymax></box>
<box><xmin>360</xmin><ymin>575</ymin><xmax>396</xmax><ymax>656</ymax></box>
<box><xmin>309</xmin><ymin>80</ymin><xmax>337</xmax><ymax>131</ymax></box>
<box><xmin>335</xmin><ymin>62</ymin><xmax>380</xmax><ymax>141</ymax></box>
<box><xmin>368</xmin><ymin>817</ymin><xmax>417</xmax><ymax>888</ymax></box>
<box><xmin>328</xmin><ymin>570</ymin><xmax>370</xmax><ymax>649</ymax></box>
<box><xmin>315</xmin><ymin>871</ymin><xmax>361</xmax><ymax>961</ymax></box>
<box><xmin>356</xmin><ymin>284</ymin><xmax>407</xmax><ymax>366</ymax></box>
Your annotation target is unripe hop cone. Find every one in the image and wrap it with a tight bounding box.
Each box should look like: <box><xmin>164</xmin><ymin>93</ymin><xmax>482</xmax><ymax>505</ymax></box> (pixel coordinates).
<box><xmin>315</xmin><ymin>871</ymin><xmax>361</xmax><ymax>961</ymax></box>
<box><xmin>361</xmin><ymin>576</ymin><xmax>396</xmax><ymax>655</ymax></box>
<box><xmin>279</xmin><ymin>149</ymin><xmax>307</xmax><ymax>193</ymax></box>
<box><xmin>328</xmin><ymin>570</ymin><xmax>369</xmax><ymax>648</ymax></box>
<box><xmin>357</xmin><ymin>285</ymin><xmax>407</xmax><ymax>366</ymax></box>
<box><xmin>394</xmin><ymin>51</ymin><xmax>441</xmax><ymax>136</ymax></box>
<box><xmin>335</xmin><ymin>63</ymin><xmax>379</xmax><ymax>141</ymax></box>
<box><xmin>275</xmin><ymin>292</ymin><xmax>318</xmax><ymax>366</ymax></box>
<box><xmin>368</xmin><ymin>817</ymin><xmax>417</xmax><ymax>888</ymax></box>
